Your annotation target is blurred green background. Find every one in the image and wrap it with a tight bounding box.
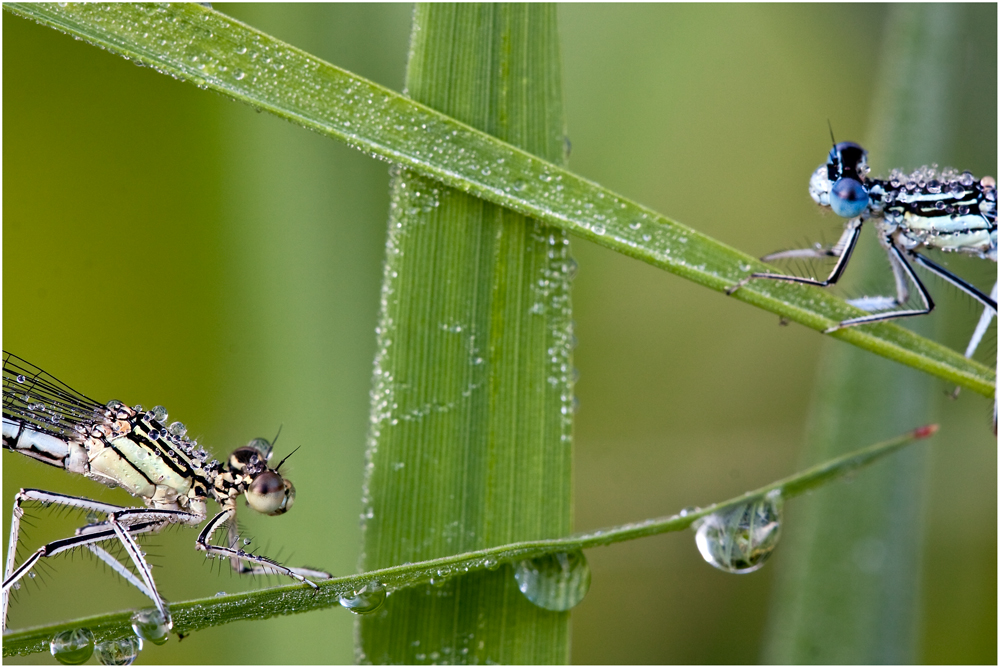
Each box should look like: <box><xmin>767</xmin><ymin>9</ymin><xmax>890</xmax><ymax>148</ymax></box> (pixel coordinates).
<box><xmin>3</xmin><ymin>4</ymin><xmax>995</xmax><ymax>664</ymax></box>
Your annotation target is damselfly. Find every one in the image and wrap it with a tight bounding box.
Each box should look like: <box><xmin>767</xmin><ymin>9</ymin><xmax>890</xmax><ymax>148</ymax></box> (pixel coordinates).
<box><xmin>728</xmin><ymin>141</ymin><xmax>997</xmax><ymax>358</ymax></box>
<box><xmin>1</xmin><ymin>352</ymin><xmax>331</xmax><ymax>632</ymax></box>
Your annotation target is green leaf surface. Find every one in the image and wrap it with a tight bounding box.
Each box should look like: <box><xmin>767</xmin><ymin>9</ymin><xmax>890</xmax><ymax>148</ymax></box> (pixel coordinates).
<box><xmin>357</xmin><ymin>5</ymin><xmax>573</xmax><ymax>663</ymax></box>
<box><xmin>2</xmin><ymin>424</ymin><xmax>935</xmax><ymax>658</ymax></box>
<box><xmin>4</xmin><ymin>2</ymin><xmax>993</xmax><ymax>396</ymax></box>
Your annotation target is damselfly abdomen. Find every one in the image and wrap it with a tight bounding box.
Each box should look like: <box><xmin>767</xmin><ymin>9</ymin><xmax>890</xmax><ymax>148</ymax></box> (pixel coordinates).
<box><xmin>1</xmin><ymin>352</ymin><xmax>330</xmax><ymax>633</ymax></box>
<box><xmin>728</xmin><ymin>141</ymin><xmax>997</xmax><ymax>358</ymax></box>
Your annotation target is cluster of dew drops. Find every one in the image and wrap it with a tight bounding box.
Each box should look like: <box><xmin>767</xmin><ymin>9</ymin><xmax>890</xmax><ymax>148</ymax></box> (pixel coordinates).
<box><xmin>48</xmin><ymin>608</ymin><xmax>169</xmax><ymax>666</ymax></box>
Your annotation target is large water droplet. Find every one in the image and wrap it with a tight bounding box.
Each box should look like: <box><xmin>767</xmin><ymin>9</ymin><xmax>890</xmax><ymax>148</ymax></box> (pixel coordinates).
<box><xmin>693</xmin><ymin>491</ymin><xmax>782</xmax><ymax>574</ymax></box>
<box><xmin>50</xmin><ymin>628</ymin><xmax>94</xmax><ymax>665</ymax></box>
<box><xmin>167</xmin><ymin>421</ymin><xmax>187</xmax><ymax>438</ymax></box>
<box><xmin>339</xmin><ymin>581</ymin><xmax>386</xmax><ymax>614</ymax></box>
<box><xmin>514</xmin><ymin>551</ymin><xmax>591</xmax><ymax>611</ymax></box>
<box><xmin>150</xmin><ymin>405</ymin><xmax>168</xmax><ymax>423</ymax></box>
<box><xmin>94</xmin><ymin>636</ymin><xmax>142</xmax><ymax>666</ymax></box>
<box><xmin>130</xmin><ymin>608</ymin><xmax>170</xmax><ymax>645</ymax></box>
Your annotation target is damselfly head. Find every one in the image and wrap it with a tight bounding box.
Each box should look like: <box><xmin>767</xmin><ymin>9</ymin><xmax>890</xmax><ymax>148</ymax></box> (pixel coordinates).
<box><xmin>810</xmin><ymin>141</ymin><xmax>871</xmax><ymax>218</ymax></box>
<box><xmin>229</xmin><ymin>440</ymin><xmax>297</xmax><ymax>516</ymax></box>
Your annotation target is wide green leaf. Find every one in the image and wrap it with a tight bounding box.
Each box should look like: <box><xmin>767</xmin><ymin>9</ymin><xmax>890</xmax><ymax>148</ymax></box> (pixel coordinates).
<box><xmin>4</xmin><ymin>2</ymin><xmax>993</xmax><ymax>396</ymax></box>
<box><xmin>357</xmin><ymin>5</ymin><xmax>573</xmax><ymax>663</ymax></box>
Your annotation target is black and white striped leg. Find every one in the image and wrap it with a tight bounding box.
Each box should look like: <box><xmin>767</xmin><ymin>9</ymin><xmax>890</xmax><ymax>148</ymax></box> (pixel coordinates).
<box><xmin>223</xmin><ymin>519</ymin><xmax>331</xmax><ymax>581</ymax></box>
<box><xmin>86</xmin><ymin>544</ymin><xmax>155</xmax><ymax>599</ymax></box>
<box><xmin>197</xmin><ymin>508</ymin><xmax>327</xmax><ymax>587</ymax></box>
<box><xmin>726</xmin><ymin>217</ymin><xmax>863</xmax><ymax>296</ymax></box>
<box><xmin>964</xmin><ymin>282</ymin><xmax>998</xmax><ymax>359</ymax></box>
<box><xmin>825</xmin><ymin>241</ymin><xmax>935</xmax><ymax>332</ymax></box>
<box><xmin>910</xmin><ymin>254</ymin><xmax>997</xmax><ymax>312</ymax></box>
<box><xmin>2</xmin><ymin>490</ymin><xmax>196</xmax><ymax>631</ymax></box>
<box><xmin>3</xmin><ymin>489</ymin><xmax>132</xmax><ymax>631</ymax></box>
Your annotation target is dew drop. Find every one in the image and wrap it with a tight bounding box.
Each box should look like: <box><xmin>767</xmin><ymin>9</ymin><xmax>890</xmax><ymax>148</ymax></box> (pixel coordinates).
<box><xmin>50</xmin><ymin>628</ymin><xmax>94</xmax><ymax>665</ymax></box>
<box><xmin>233</xmin><ymin>69</ymin><xmax>245</xmax><ymax>80</ymax></box>
<box><xmin>150</xmin><ymin>405</ymin><xmax>168</xmax><ymax>423</ymax></box>
<box><xmin>167</xmin><ymin>421</ymin><xmax>187</xmax><ymax>437</ymax></box>
<box><xmin>339</xmin><ymin>580</ymin><xmax>386</xmax><ymax>614</ymax></box>
<box><xmin>16</xmin><ymin>374</ymin><xmax>25</xmax><ymax>383</ymax></box>
<box><xmin>94</xmin><ymin>636</ymin><xmax>142</xmax><ymax>666</ymax></box>
<box><xmin>513</xmin><ymin>551</ymin><xmax>591</xmax><ymax>611</ymax></box>
<box><xmin>130</xmin><ymin>608</ymin><xmax>170</xmax><ymax>645</ymax></box>
<box><xmin>693</xmin><ymin>491</ymin><xmax>782</xmax><ymax>574</ymax></box>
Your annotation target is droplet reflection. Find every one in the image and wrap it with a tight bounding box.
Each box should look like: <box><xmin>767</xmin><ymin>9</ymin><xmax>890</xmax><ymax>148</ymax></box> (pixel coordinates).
<box><xmin>514</xmin><ymin>551</ymin><xmax>591</xmax><ymax>611</ymax></box>
<box><xmin>130</xmin><ymin>608</ymin><xmax>169</xmax><ymax>645</ymax></box>
<box><xmin>94</xmin><ymin>636</ymin><xmax>142</xmax><ymax>666</ymax></box>
<box><xmin>50</xmin><ymin>628</ymin><xmax>94</xmax><ymax>665</ymax></box>
<box><xmin>339</xmin><ymin>580</ymin><xmax>386</xmax><ymax>614</ymax></box>
<box><xmin>693</xmin><ymin>491</ymin><xmax>783</xmax><ymax>574</ymax></box>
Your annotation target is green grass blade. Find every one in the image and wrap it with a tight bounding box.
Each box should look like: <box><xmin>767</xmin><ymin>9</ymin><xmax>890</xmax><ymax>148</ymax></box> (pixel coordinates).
<box><xmin>762</xmin><ymin>6</ymin><xmax>975</xmax><ymax>663</ymax></box>
<box><xmin>357</xmin><ymin>5</ymin><xmax>573</xmax><ymax>663</ymax></box>
<box><xmin>3</xmin><ymin>2</ymin><xmax>993</xmax><ymax>395</ymax></box>
<box><xmin>2</xmin><ymin>424</ymin><xmax>935</xmax><ymax>658</ymax></box>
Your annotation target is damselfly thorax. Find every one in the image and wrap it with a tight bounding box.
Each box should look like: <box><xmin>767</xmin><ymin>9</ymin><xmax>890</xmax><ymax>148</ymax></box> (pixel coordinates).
<box><xmin>729</xmin><ymin>141</ymin><xmax>997</xmax><ymax>358</ymax></box>
<box><xmin>1</xmin><ymin>352</ymin><xmax>331</xmax><ymax>634</ymax></box>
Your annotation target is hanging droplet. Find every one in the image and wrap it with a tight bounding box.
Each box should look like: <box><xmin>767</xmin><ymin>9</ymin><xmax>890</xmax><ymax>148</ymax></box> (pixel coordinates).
<box><xmin>513</xmin><ymin>551</ymin><xmax>591</xmax><ymax>611</ymax></box>
<box><xmin>50</xmin><ymin>628</ymin><xmax>95</xmax><ymax>665</ymax></box>
<box><xmin>339</xmin><ymin>581</ymin><xmax>386</xmax><ymax>614</ymax></box>
<box><xmin>130</xmin><ymin>608</ymin><xmax>170</xmax><ymax>645</ymax></box>
<box><xmin>94</xmin><ymin>636</ymin><xmax>142</xmax><ymax>665</ymax></box>
<box><xmin>693</xmin><ymin>490</ymin><xmax>783</xmax><ymax>574</ymax></box>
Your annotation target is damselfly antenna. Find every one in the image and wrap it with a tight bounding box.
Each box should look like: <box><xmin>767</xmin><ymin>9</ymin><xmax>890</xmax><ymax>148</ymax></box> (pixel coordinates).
<box><xmin>275</xmin><ymin>445</ymin><xmax>301</xmax><ymax>473</ymax></box>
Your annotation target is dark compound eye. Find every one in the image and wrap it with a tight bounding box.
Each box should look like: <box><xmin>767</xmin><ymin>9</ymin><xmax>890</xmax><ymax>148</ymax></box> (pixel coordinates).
<box><xmin>246</xmin><ymin>471</ymin><xmax>296</xmax><ymax>515</ymax></box>
<box><xmin>829</xmin><ymin>177</ymin><xmax>869</xmax><ymax>218</ymax></box>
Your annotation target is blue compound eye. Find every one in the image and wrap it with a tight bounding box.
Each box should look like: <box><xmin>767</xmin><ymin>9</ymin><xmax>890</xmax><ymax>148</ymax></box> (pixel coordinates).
<box><xmin>829</xmin><ymin>177</ymin><xmax>869</xmax><ymax>218</ymax></box>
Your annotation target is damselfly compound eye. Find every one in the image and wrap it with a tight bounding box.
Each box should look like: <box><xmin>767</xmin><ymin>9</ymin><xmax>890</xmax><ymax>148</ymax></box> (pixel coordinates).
<box><xmin>246</xmin><ymin>471</ymin><xmax>295</xmax><ymax>515</ymax></box>
<box><xmin>829</xmin><ymin>177</ymin><xmax>869</xmax><ymax>217</ymax></box>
